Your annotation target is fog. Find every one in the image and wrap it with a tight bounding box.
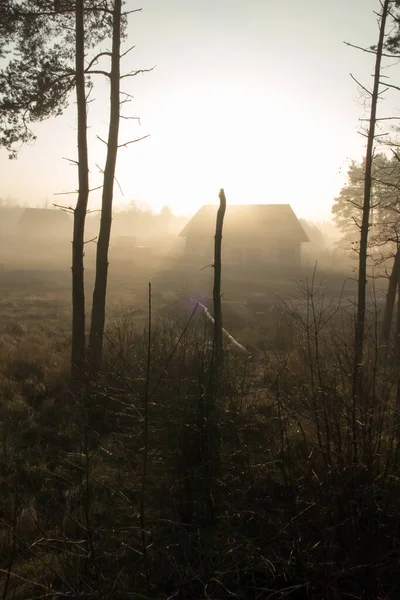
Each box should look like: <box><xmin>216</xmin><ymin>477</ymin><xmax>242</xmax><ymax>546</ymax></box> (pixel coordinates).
<box><xmin>0</xmin><ymin>199</ymin><xmax>347</xmax><ymax>273</ymax></box>
<box><xmin>0</xmin><ymin>202</ymin><xmax>189</xmax><ymax>271</ymax></box>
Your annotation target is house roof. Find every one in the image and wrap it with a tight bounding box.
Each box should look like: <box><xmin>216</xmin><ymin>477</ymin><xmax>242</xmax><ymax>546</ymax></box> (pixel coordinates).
<box><xmin>179</xmin><ymin>204</ymin><xmax>309</xmax><ymax>243</ymax></box>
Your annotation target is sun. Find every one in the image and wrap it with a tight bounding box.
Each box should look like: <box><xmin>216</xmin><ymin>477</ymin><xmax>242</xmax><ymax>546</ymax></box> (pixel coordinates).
<box><xmin>115</xmin><ymin>80</ymin><xmax>354</xmax><ymax>221</ymax></box>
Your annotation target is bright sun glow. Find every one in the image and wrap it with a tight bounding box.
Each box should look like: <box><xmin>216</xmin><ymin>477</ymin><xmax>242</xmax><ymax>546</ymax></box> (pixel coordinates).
<box><xmin>0</xmin><ymin>0</ymin><xmax>387</xmax><ymax>225</ymax></box>
<box><xmin>0</xmin><ymin>81</ymin><xmax>363</xmax><ymax>223</ymax></box>
<box><xmin>113</xmin><ymin>81</ymin><xmax>360</xmax><ymax>220</ymax></box>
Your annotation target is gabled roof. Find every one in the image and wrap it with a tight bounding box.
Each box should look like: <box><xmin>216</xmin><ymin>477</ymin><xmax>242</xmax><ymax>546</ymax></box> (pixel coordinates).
<box><xmin>179</xmin><ymin>204</ymin><xmax>309</xmax><ymax>243</ymax></box>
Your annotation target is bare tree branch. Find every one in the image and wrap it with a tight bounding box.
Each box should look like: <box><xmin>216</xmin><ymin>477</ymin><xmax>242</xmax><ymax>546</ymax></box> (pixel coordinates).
<box><xmin>379</xmin><ymin>80</ymin><xmax>400</xmax><ymax>92</ymax></box>
<box><xmin>84</xmin><ymin>236</ymin><xmax>98</xmax><ymax>244</ymax></box>
<box><xmin>117</xmin><ymin>134</ymin><xmax>150</xmax><ymax>148</ymax></box>
<box><xmin>351</xmin><ymin>73</ymin><xmax>373</xmax><ymax>96</ymax></box>
<box><xmin>120</xmin><ymin>66</ymin><xmax>156</xmax><ymax>79</ymax></box>
<box><xmin>114</xmin><ymin>175</ymin><xmax>124</xmax><ymax>196</ymax></box>
<box><xmin>62</xmin><ymin>156</ymin><xmax>79</xmax><ymax>165</ymax></box>
<box><xmin>120</xmin><ymin>44</ymin><xmax>136</xmax><ymax>59</ymax></box>
<box><xmin>344</xmin><ymin>40</ymin><xmax>400</xmax><ymax>59</ymax></box>
<box><xmin>53</xmin><ymin>202</ymin><xmax>74</xmax><ymax>212</ymax></box>
<box><xmin>123</xmin><ymin>8</ymin><xmax>143</xmax><ymax>16</ymax></box>
<box><xmin>86</xmin><ymin>69</ymin><xmax>111</xmax><ymax>78</ymax></box>
<box><xmin>85</xmin><ymin>51</ymin><xmax>112</xmax><ymax>72</ymax></box>
<box><xmin>54</xmin><ymin>190</ymin><xmax>78</xmax><ymax>196</ymax></box>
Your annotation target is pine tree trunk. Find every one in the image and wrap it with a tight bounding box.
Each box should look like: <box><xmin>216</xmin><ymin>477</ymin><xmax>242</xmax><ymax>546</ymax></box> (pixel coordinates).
<box><xmin>71</xmin><ymin>0</ymin><xmax>89</xmax><ymax>377</ymax></box>
<box><xmin>89</xmin><ymin>0</ymin><xmax>121</xmax><ymax>364</ymax></box>
<box><xmin>381</xmin><ymin>248</ymin><xmax>400</xmax><ymax>351</ymax></box>
<box><xmin>213</xmin><ymin>188</ymin><xmax>226</xmax><ymax>375</ymax></box>
<box><xmin>395</xmin><ymin>280</ymin><xmax>400</xmax><ymax>439</ymax></box>
<box><xmin>353</xmin><ymin>0</ymin><xmax>390</xmax><ymax>394</ymax></box>
<box><xmin>395</xmin><ymin>279</ymin><xmax>400</xmax><ymax>356</ymax></box>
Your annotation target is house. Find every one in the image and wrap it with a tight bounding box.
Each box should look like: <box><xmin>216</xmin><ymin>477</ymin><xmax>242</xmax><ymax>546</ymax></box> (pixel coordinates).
<box><xmin>18</xmin><ymin>208</ymin><xmax>72</xmax><ymax>239</ymax></box>
<box><xmin>179</xmin><ymin>204</ymin><xmax>309</xmax><ymax>267</ymax></box>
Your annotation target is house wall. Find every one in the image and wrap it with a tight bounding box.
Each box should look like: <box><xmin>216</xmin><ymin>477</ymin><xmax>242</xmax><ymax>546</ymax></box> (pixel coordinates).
<box><xmin>185</xmin><ymin>236</ymin><xmax>302</xmax><ymax>266</ymax></box>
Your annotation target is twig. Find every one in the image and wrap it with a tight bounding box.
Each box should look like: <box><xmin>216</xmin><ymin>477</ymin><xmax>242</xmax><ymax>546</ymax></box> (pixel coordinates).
<box><xmin>85</xmin><ymin>51</ymin><xmax>112</xmax><ymax>72</ymax></box>
<box><xmin>117</xmin><ymin>134</ymin><xmax>150</xmax><ymax>148</ymax></box>
<box><xmin>53</xmin><ymin>190</ymin><xmax>78</xmax><ymax>196</ymax></box>
<box><xmin>120</xmin><ymin>44</ymin><xmax>136</xmax><ymax>58</ymax></box>
<box><xmin>114</xmin><ymin>175</ymin><xmax>124</xmax><ymax>196</ymax></box>
<box><xmin>89</xmin><ymin>185</ymin><xmax>103</xmax><ymax>193</ymax></box>
<box><xmin>350</xmin><ymin>73</ymin><xmax>372</xmax><ymax>96</ymax></box>
<box><xmin>344</xmin><ymin>40</ymin><xmax>400</xmax><ymax>59</ymax></box>
<box><xmin>120</xmin><ymin>66</ymin><xmax>156</xmax><ymax>79</ymax></box>
<box><xmin>62</xmin><ymin>156</ymin><xmax>79</xmax><ymax>165</ymax></box>
<box><xmin>85</xmin><ymin>69</ymin><xmax>111</xmax><ymax>78</ymax></box>
<box><xmin>53</xmin><ymin>202</ymin><xmax>74</xmax><ymax>212</ymax></box>
<box><xmin>123</xmin><ymin>8</ymin><xmax>143</xmax><ymax>16</ymax></box>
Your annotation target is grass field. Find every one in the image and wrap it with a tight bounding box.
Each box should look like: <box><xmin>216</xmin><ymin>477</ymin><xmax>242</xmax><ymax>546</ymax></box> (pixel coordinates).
<box><xmin>1</xmin><ymin>260</ymin><xmax>400</xmax><ymax>599</ymax></box>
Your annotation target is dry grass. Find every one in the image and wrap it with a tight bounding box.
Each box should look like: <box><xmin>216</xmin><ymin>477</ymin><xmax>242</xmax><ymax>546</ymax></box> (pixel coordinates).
<box><xmin>1</xmin><ymin>267</ymin><xmax>400</xmax><ymax>599</ymax></box>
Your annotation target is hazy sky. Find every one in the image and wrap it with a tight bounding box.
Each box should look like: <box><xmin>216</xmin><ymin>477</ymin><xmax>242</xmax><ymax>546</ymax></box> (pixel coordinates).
<box><xmin>2</xmin><ymin>0</ymin><xmax>400</xmax><ymax>221</ymax></box>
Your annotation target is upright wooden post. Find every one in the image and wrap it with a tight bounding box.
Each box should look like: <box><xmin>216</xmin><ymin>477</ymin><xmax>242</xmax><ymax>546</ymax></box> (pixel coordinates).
<box><xmin>213</xmin><ymin>188</ymin><xmax>226</xmax><ymax>376</ymax></box>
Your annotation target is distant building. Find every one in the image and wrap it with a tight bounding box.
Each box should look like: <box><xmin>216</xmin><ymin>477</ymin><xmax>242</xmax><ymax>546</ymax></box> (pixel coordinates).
<box><xmin>179</xmin><ymin>204</ymin><xmax>309</xmax><ymax>267</ymax></box>
<box><xmin>18</xmin><ymin>208</ymin><xmax>72</xmax><ymax>239</ymax></box>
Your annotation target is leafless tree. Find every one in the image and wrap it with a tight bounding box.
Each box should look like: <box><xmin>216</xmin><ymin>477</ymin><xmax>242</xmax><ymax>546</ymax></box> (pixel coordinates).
<box><xmin>71</xmin><ymin>0</ymin><xmax>90</xmax><ymax>377</ymax></box>
<box><xmin>352</xmin><ymin>0</ymin><xmax>391</xmax><ymax>397</ymax></box>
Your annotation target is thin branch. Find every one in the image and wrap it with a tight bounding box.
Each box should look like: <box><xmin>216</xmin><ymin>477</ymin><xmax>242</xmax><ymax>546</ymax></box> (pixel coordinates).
<box><xmin>359</xmin><ymin>116</ymin><xmax>400</xmax><ymax>121</ymax></box>
<box><xmin>120</xmin><ymin>66</ymin><xmax>156</xmax><ymax>79</ymax></box>
<box><xmin>88</xmin><ymin>185</ymin><xmax>103</xmax><ymax>193</ymax></box>
<box><xmin>85</xmin><ymin>51</ymin><xmax>112</xmax><ymax>72</ymax></box>
<box><xmin>114</xmin><ymin>175</ymin><xmax>124</xmax><ymax>196</ymax></box>
<box><xmin>391</xmin><ymin>148</ymin><xmax>400</xmax><ymax>162</ymax></box>
<box><xmin>117</xmin><ymin>134</ymin><xmax>150</xmax><ymax>148</ymax></box>
<box><xmin>123</xmin><ymin>8</ymin><xmax>143</xmax><ymax>15</ymax></box>
<box><xmin>344</xmin><ymin>40</ymin><xmax>400</xmax><ymax>59</ymax></box>
<box><xmin>379</xmin><ymin>80</ymin><xmax>400</xmax><ymax>92</ymax></box>
<box><xmin>62</xmin><ymin>156</ymin><xmax>79</xmax><ymax>165</ymax></box>
<box><xmin>120</xmin><ymin>44</ymin><xmax>136</xmax><ymax>58</ymax></box>
<box><xmin>350</xmin><ymin>73</ymin><xmax>373</xmax><ymax>96</ymax></box>
<box><xmin>53</xmin><ymin>202</ymin><xmax>74</xmax><ymax>212</ymax></box>
<box><xmin>120</xmin><ymin>91</ymin><xmax>135</xmax><ymax>99</ymax></box>
<box><xmin>53</xmin><ymin>190</ymin><xmax>78</xmax><ymax>196</ymax></box>
<box><xmin>84</xmin><ymin>236</ymin><xmax>97</xmax><ymax>244</ymax></box>
<box><xmin>86</xmin><ymin>69</ymin><xmax>111</xmax><ymax>78</ymax></box>
<box><xmin>371</xmin><ymin>177</ymin><xmax>400</xmax><ymax>189</ymax></box>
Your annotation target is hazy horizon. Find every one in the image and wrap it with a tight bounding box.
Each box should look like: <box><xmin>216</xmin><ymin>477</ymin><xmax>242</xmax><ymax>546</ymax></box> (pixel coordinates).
<box><xmin>1</xmin><ymin>0</ymin><xmax>400</xmax><ymax>222</ymax></box>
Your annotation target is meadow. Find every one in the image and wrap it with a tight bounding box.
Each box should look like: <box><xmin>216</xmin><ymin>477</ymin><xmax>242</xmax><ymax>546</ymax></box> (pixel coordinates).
<box><xmin>1</xmin><ymin>262</ymin><xmax>399</xmax><ymax>599</ymax></box>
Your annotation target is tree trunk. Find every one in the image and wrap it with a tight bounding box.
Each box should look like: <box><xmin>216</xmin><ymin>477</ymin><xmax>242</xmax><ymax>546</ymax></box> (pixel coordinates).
<box><xmin>381</xmin><ymin>247</ymin><xmax>400</xmax><ymax>351</ymax></box>
<box><xmin>213</xmin><ymin>188</ymin><xmax>226</xmax><ymax>375</ymax></box>
<box><xmin>395</xmin><ymin>280</ymin><xmax>400</xmax><ymax>439</ymax></box>
<box><xmin>353</xmin><ymin>0</ymin><xmax>390</xmax><ymax>394</ymax></box>
<box><xmin>89</xmin><ymin>0</ymin><xmax>121</xmax><ymax>364</ymax></box>
<box><xmin>71</xmin><ymin>0</ymin><xmax>89</xmax><ymax>377</ymax></box>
